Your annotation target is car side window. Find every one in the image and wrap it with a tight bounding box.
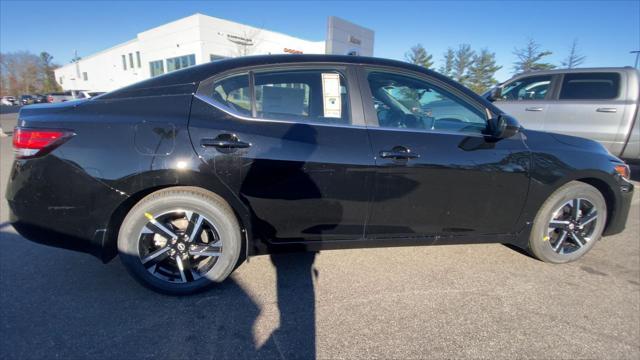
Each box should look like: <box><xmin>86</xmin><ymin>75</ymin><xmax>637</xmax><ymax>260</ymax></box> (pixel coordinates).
<box><xmin>254</xmin><ymin>70</ymin><xmax>350</xmax><ymax>125</ymax></box>
<box><xmin>559</xmin><ymin>73</ymin><xmax>620</xmax><ymax>100</ymax></box>
<box><xmin>500</xmin><ymin>75</ymin><xmax>552</xmax><ymax>101</ymax></box>
<box><xmin>210</xmin><ymin>73</ymin><xmax>251</xmax><ymax>116</ymax></box>
<box><xmin>367</xmin><ymin>71</ymin><xmax>487</xmax><ymax>134</ymax></box>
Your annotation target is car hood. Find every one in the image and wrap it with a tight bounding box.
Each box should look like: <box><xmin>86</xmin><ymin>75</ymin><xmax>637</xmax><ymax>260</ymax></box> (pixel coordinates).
<box><xmin>522</xmin><ymin>129</ymin><xmax>617</xmax><ymax>158</ymax></box>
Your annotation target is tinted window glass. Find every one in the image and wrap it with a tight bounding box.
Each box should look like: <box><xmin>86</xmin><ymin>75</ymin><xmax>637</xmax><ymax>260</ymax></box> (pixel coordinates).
<box><xmin>210</xmin><ymin>73</ymin><xmax>251</xmax><ymax>116</ymax></box>
<box><xmin>559</xmin><ymin>73</ymin><xmax>620</xmax><ymax>100</ymax></box>
<box><xmin>367</xmin><ymin>71</ymin><xmax>486</xmax><ymax>134</ymax></box>
<box><xmin>501</xmin><ymin>75</ymin><xmax>552</xmax><ymax>101</ymax></box>
<box><xmin>149</xmin><ymin>60</ymin><xmax>164</xmax><ymax>77</ymax></box>
<box><xmin>166</xmin><ymin>54</ymin><xmax>196</xmax><ymax>72</ymax></box>
<box><xmin>254</xmin><ymin>70</ymin><xmax>349</xmax><ymax>124</ymax></box>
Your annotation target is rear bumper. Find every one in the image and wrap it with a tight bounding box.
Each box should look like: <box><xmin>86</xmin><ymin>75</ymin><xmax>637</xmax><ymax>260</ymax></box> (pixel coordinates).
<box><xmin>603</xmin><ymin>179</ymin><xmax>634</xmax><ymax>236</ymax></box>
<box><xmin>5</xmin><ymin>156</ymin><xmax>125</xmax><ymax>262</ymax></box>
<box><xmin>8</xmin><ymin>200</ymin><xmax>109</xmax><ymax>261</ymax></box>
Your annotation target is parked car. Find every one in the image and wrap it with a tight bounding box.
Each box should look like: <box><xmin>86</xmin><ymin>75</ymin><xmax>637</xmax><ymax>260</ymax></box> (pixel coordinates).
<box><xmin>486</xmin><ymin>67</ymin><xmax>639</xmax><ymax>162</ymax></box>
<box><xmin>46</xmin><ymin>91</ymin><xmax>75</xmax><ymax>103</ymax></box>
<box><xmin>1</xmin><ymin>96</ymin><xmax>16</xmax><ymax>106</ymax></box>
<box><xmin>19</xmin><ymin>95</ymin><xmax>34</xmax><ymax>105</ymax></box>
<box><xmin>33</xmin><ymin>94</ymin><xmax>47</xmax><ymax>103</ymax></box>
<box><xmin>7</xmin><ymin>55</ymin><xmax>633</xmax><ymax>294</ymax></box>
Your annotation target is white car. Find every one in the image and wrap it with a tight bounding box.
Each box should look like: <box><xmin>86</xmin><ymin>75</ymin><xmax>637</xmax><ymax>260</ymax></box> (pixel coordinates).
<box><xmin>1</xmin><ymin>96</ymin><xmax>16</xmax><ymax>106</ymax></box>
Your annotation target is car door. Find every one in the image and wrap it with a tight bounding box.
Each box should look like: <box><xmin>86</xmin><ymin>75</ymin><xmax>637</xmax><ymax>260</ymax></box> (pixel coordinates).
<box><xmin>359</xmin><ymin>67</ymin><xmax>530</xmax><ymax>240</ymax></box>
<box><xmin>544</xmin><ymin>72</ymin><xmax>627</xmax><ymax>154</ymax></box>
<box><xmin>492</xmin><ymin>74</ymin><xmax>556</xmax><ymax>131</ymax></box>
<box><xmin>188</xmin><ymin>65</ymin><xmax>375</xmax><ymax>243</ymax></box>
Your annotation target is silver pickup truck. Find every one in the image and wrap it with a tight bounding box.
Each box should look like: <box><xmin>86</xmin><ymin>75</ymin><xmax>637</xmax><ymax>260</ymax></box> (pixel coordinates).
<box><xmin>486</xmin><ymin>67</ymin><xmax>639</xmax><ymax>162</ymax></box>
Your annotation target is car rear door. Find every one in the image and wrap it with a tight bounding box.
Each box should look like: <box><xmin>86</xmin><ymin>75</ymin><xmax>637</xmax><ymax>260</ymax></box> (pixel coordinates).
<box><xmin>188</xmin><ymin>64</ymin><xmax>374</xmax><ymax>243</ymax></box>
<box><xmin>544</xmin><ymin>71</ymin><xmax>627</xmax><ymax>154</ymax></box>
<box><xmin>359</xmin><ymin>67</ymin><xmax>530</xmax><ymax>240</ymax></box>
<box><xmin>492</xmin><ymin>74</ymin><xmax>557</xmax><ymax>131</ymax></box>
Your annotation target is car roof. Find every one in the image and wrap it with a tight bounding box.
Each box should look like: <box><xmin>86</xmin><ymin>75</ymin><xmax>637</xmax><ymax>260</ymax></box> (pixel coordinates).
<box><xmin>506</xmin><ymin>66</ymin><xmax>638</xmax><ymax>80</ymax></box>
<box><xmin>101</xmin><ymin>54</ymin><xmax>504</xmax><ymax>116</ymax></box>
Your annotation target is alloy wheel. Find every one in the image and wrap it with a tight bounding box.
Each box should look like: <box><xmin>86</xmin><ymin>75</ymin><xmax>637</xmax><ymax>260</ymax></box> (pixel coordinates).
<box><xmin>547</xmin><ymin>198</ymin><xmax>599</xmax><ymax>255</ymax></box>
<box><xmin>137</xmin><ymin>210</ymin><xmax>223</xmax><ymax>283</ymax></box>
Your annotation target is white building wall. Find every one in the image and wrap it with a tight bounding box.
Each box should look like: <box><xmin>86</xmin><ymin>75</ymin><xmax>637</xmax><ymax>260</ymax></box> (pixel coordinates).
<box><xmin>55</xmin><ymin>13</ymin><xmax>372</xmax><ymax>92</ymax></box>
<box><xmin>137</xmin><ymin>14</ymin><xmax>205</xmax><ymax>74</ymax></box>
<box><xmin>56</xmin><ymin>39</ymin><xmax>143</xmax><ymax>92</ymax></box>
<box><xmin>198</xmin><ymin>14</ymin><xmax>324</xmax><ymax>59</ymax></box>
<box><xmin>326</xmin><ymin>16</ymin><xmax>374</xmax><ymax>56</ymax></box>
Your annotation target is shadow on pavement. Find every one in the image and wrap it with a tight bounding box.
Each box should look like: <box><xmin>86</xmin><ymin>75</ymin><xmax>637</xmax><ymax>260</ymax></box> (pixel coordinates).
<box><xmin>0</xmin><ymin>229</ymin><xmax>318</xmax><ymax>359</ymax></box>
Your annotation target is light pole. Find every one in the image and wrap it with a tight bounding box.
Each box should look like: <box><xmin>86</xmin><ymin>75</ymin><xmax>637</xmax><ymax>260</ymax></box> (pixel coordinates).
<box><xmin>631</xmin><ymin>50</ymin><xmax>640</xmax><ymax>68</ymax></box>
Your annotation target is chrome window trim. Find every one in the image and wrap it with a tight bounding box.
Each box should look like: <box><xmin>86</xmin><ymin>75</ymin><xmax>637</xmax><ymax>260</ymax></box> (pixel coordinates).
<box><xmin>361</xmin><ymin>65</ymin><xmax>492</xmax><ymax>122</ymax></box>
<box><xmin>194</xmin><ymin>93</ymin><xmax>367</xmax><ymax>130</ymax></box>
<box><xmin>196</xmin><ymin>65</ymin><xmax>358</xmax><ymax>128</ymax></box>
<box><xmin>194</xmin><ymin>93</ymin><xmax>491</xmax><ymax>138</ymax></box>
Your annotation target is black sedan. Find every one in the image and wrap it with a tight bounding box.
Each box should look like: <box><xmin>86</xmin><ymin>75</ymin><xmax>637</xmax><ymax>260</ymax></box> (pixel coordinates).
<box><xmin>6</xmin><ymin>55</ymin><xmax>634</xmax><ymax>294</ymax></box>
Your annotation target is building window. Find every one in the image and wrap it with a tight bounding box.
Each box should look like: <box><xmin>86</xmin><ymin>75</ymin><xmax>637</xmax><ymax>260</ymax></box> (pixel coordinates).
<box><xmin>210</xmin><ymin>54</ymin><xmax>227</xmax><ymax>62</ymax></box>
<box><xmin>82</xmin><ymin>72</ymin><xmax>88</xmax><ymax>81</ymax></box>
<box><xmin>166</xmin><ymin>54</ymin><xmax>196</xmax><ymax>72</ymax></box>
<box><xmin>136</xmin><ymin>51</ymin><xmax>141</xmax><ymax>68</ymax></box>
<box><xmin>59</xmin><ymin>77</ymin><xmax>63</xmax><ymax>85</ymax></box>
<box><xmin>149</xmin><ymin>60</ymin><xmax>164</xmax><ymax>77</ymax></box>
<box><xmin>129</xmin><ymin>53</ymin><xmax>134</xmax><ymax>69</ymax></box>
<box><xmin>122</xmin><ymin>55</ymin><xmax>127</xmax><ymax>70</ymax></box>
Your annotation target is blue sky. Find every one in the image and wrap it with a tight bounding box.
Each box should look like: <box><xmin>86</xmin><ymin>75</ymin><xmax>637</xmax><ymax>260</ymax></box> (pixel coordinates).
<box><xmin>1</xmin><ymin>0</ymin><xmax>638</xmax><ymax>81</ymax></box>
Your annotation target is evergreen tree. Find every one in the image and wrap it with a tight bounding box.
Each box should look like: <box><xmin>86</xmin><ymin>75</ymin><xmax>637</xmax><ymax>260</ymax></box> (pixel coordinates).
<box><xmin>438</xmin><ymin>48</ymin><xmax>455</xmax><ymax>78</ymax></box>
<box><xmin>513</xmin><ymin>39</ymin><xmax>555</xmax><ymax>73</ymax></box>
<box><xmin>561</xmin><ymin>38</ymin><xmax>586</xmax><ymax>69</ymax></box>
<box><xmin>468</xmin><ymin>49</ymin><xmax>502</xmax><ymax>94</ymax></box>
<box><xmin>453</xmin><ymin>44</ymin><xmax>475</xmax><ymax>86</ymax></box>
<box><xmin>405</xmin><ymin>44</ymin><xmax>434</xmax><ymax>69</ymax></box>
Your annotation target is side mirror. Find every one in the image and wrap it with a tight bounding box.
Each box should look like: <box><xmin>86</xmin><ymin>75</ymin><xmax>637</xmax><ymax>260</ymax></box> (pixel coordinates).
<box><xmin>487</xmin><ymin>86</ymin><xmax>503</xmax><ymax>102</ymax></box>
<box><xmin>489</xmin><ymin>114</ymin><xmax>521</xmax><ymax>139</ymax></box>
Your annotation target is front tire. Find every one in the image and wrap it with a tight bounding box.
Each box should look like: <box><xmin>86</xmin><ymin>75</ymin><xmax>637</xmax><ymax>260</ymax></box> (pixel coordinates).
<box><xmin>118</xmin><ymin>187</ymin><xmax>242</xmax><ymax>295</ymax></box>
<box><xmin>529</xmin><ymin>181</ymin><xmax>607</xmax><ymax>264</ymax></box>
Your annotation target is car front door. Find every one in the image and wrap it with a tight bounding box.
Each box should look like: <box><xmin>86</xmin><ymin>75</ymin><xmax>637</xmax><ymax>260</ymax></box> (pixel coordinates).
<box><xmin>492</xmin><ymin>74</ymin><xmax>557</xmax><ymax>131</ymax></box>
<box><xmin>359</xmin><ymin>68</ymin><xmax>530</xmax><ymax>240</ymax></box>
<box><xmin>543</xmin><ymin>72</ymin><xmax>627</xmax><ymax>154</ymax></box>
<box><xmin>189</xmin><ymin>65</ymin><xmax>374</xmax><ymax>244</ymax></box>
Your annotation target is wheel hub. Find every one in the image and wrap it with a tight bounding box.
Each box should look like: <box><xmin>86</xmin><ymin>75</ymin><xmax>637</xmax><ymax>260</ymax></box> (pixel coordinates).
<box><xmin>547</xmin><ymin>198</ymin><xmax>598</xmax><ymax>255</ymax></box>
<box><xmin>138</xmin><ymin>210</ymin><xmax>223</xmax><ymax>284</ymax></box>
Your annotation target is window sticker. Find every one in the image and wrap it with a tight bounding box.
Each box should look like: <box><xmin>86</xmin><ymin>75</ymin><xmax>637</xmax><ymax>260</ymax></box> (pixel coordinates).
<box><xmin>322</xmin><ymin>73</ymin><xmax>342</xmax><ymax>118</ymax></box>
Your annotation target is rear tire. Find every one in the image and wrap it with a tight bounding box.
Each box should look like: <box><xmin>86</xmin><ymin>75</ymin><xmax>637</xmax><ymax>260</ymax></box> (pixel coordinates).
<box><xmin>118</xmin><ymin>187</ymin><xmax>242</xmax><ymax>295</ymax></box>
<box><xmin>529</xmin><ymin>181</ymin><xmax>607</xmax><ymax>263</ymax></box>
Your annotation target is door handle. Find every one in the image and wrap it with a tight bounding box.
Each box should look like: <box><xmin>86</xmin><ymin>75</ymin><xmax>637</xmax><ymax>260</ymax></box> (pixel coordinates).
<box><xmin>201</xmin><ymin>134</ymin><xmax>251</xmax><ymax>149</ymax></box>
<box><xmin>525</xmin><ymin>107</ymin><xmax>544</xmax><ymax>112</ymax></box>
<box><xmin>380</xmin><ymin>146</ymin><xmax>420</xmax><ymax>160</ymax></box>
<box><xmin>596</xmin><ymin>108</ymin><xmax>617</xmax><ymax>113</ymax></box>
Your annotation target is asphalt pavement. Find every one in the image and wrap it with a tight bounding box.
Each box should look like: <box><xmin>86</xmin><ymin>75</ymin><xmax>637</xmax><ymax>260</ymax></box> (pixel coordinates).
<box><xmin>0</xmin><ymin>112</ymin><xmax>638</xmax><ymax>359</ymax></box>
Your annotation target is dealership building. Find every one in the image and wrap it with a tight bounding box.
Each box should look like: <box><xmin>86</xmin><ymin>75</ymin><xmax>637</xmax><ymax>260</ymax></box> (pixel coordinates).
<box><xmin>54</xmin><ymin>14</ymin><xmax>374</xmax><ymax>92</ymax></box>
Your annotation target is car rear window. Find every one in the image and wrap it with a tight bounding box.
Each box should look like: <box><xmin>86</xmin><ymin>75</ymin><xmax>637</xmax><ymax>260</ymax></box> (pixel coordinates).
<box><xmin>559</xmin><ymin>73</ymin><xmax>620</xmax><ymax>100</ymax></box>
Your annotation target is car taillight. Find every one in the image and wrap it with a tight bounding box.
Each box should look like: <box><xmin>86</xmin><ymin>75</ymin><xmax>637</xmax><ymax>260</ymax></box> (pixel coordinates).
<box><xmin>12</xmin><ymin>127</ymin><xmax>74</xmax><ymax>159</ymax></box>
<box><xmin>47</xmin><ymin>95</ymin><xmax>53</xmax><ymax>103</ymax></box>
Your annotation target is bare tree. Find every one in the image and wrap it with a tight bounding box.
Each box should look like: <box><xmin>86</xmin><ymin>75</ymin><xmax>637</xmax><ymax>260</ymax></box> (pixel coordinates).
<box><xmin>0</xmin><ymin>51</ymin><xmax>61</xmax><ymax>96</ymax></box>
<box><xmin>561</xmin><ymin>38</ymin><xmax>586</xmax><ymax>69</ymax></box>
